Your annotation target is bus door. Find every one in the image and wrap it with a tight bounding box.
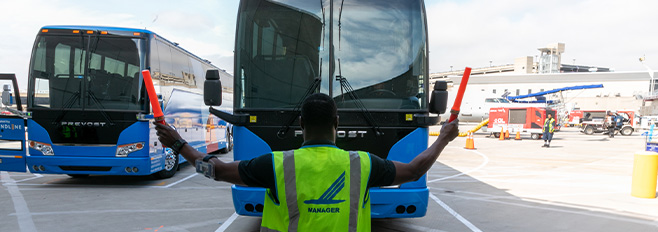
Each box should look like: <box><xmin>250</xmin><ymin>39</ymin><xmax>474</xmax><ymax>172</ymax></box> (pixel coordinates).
<box><xmin>0</xmin><ymin>115</ymin><xmax>27</xmax><ymax>172</ymax></box>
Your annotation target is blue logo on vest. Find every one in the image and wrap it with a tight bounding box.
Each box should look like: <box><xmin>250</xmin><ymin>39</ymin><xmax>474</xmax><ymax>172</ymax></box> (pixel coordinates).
<box><xmin>304</xmin><ymin>171</ymin><xmax>346</xmax><ymax>205</ymax></box>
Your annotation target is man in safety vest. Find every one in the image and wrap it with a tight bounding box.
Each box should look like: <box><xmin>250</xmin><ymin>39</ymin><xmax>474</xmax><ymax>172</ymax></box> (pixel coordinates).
<box><xmin>542</xmin><ymin>113</ymin><xmax>555</xmax><ymax>147</ymax></box>
<box><xmin>153</xmin><ymin>93</ymin><xmax>460</xmax><ymax>231</ymax></box>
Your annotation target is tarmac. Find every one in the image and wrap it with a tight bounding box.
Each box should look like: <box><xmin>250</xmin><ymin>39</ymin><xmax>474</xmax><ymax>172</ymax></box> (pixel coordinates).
<box><xmin>1</xmin><ymin>126</ymin><xmax>657</xmax><ymax>231</ymax></box>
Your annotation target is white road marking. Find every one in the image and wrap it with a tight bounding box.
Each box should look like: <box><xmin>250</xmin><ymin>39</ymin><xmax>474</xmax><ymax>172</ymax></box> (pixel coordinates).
<box><xmin>163</xmin><ymin>173</ymin><xmax>198</xmax><ymax>188</ymax></box>
<box><xmin>440</xmin><ymin>193</ymin><xmax>658</xmax><ymax>226</ymax></box>
<box><xmin>1</xmin><ymin>171</ymin><xmax>38</xmax><ymax>232</ymax></box>
<box><xmin>429</xmin><ymin>149</ymin><xmax>489</xmax><ymax>183</ymax></box>
<box><xmin>9</xmin><ymin>207</ymin><xmax>234</xmax><ymax>216</ymax></box>
<box><xmin>15</xmin><ymin>174</ymin><xmax>43</xmax><ymax>183</ymax></box>
<box><xmin>429</xmin><ymin>193</ymin><xmax>483</xmax><ymax>232</ymax></box>
<box><xmin>215</xmin><ymin>212</ymin><xmax>239</xmax><ymax>232</ymax></box>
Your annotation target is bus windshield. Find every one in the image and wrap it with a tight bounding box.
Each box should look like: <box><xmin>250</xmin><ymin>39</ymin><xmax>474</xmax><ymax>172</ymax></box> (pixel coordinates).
<box><xmin>235</xmin><ymin>0</ymin><xmax>427</xmax><ymax>110</ymax></box>
<box><xmin>29</xmin><ymin>35</ymin><xmax>145</xmax><ymax>111</ymax></box>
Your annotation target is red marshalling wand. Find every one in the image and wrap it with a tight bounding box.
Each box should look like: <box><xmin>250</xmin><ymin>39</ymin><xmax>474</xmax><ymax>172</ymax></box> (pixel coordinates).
<box><xmin>448</xmin><ymin>67</ymin><xmax>472</xmax><ymax>122</ymax></box>
<box><xmin>141</xmin><ymin>70</ymin><xmax>165</xmax><ymax>125</ymax></box>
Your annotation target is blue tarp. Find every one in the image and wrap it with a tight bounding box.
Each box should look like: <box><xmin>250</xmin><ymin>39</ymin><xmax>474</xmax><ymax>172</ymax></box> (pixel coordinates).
<box><xmin>507</xmin><ymin>84</ymin><xmax>604</xmax><ymax>102</ymax></box>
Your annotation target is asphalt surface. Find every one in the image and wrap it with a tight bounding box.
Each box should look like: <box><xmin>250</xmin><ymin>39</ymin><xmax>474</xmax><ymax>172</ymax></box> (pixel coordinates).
<box><xmin>1</xmin><ymin>126</ymin><xmax>658</xmax><ymax>231</ymax></box>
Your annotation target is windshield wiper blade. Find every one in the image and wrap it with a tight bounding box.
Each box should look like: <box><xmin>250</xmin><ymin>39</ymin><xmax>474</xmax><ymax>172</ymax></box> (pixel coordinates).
<box><xmin>277</xmin><ymin>77</ymin><xmax>322</xmax><ymax>139</ymax></box>
<box><xmin>53</xmin><ymin>83</ymin><xmax>82</xmax><ymax>125</ymax></box>
<box><xmin>86</xmin><ymin>90</ymin><xmax>115</xmax><ymax>126</ymax></box>
<box><xmin>336</xmin><ymin>59</ymin><xmax>383</xmax><ymax>136</ymax></box>
<box><xmin>338</xmin><ymin>0</ymin><xmax>344</xmax><ymax>50</ymax></box>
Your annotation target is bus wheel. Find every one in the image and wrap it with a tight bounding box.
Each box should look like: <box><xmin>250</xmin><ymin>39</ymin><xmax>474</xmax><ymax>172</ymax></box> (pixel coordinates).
<box><xmin>531</xmin><ymin>133</ymin><xmax>540</xmax><ymax>140</ymax></box>
<box><xmin>493</xmin><ymin>132</ymin><xmax>500</xmax><ymax>138</ymax></box>
<box><xmin>620</xmin><ymin>127</ymin><xmax>633</xmax><ymax>136</ymax></box>
<box><xmin>154</xmin><ymin>149</ymin><xmax>179</xmax><ymax>179</ymax></box>
<box><xmin>220</xmin><ymin>126</ymin><xmax>233</xmax><ymax>154</ymax></box>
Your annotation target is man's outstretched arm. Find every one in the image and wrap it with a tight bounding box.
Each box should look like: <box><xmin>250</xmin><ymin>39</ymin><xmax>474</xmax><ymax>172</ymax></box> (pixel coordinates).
<box><xmin>153</xmin><ymin>122</ymin><xmax>245</xmax><ymax>185</ymax></box>
<box><xmin>391</xmin><ymin>119</ymin><xmax>459</xmax><ymax>185</ymax></box>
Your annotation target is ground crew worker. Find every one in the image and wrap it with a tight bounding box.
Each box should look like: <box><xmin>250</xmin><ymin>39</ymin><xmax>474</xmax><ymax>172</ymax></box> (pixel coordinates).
<box><xmin>542</xmin><ymin>113</ymin><xmax>555</xmax><ymax>147</ymax></box>
<box><xmin>154</xmin><ymin>93</ymin><xmax>460</xmax><ymax>231</ymax></box>
<box><xmin>606</xmin><ymin>111</ymin><xmax>615</xmax><ymax>138</ymax></box>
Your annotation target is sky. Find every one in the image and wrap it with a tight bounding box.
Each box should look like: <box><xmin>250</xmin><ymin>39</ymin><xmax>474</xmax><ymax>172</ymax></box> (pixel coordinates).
<box><xmin>1</xmin><ymin>0</ymin><xmax>657</xmax><ymax>90</ymax></box>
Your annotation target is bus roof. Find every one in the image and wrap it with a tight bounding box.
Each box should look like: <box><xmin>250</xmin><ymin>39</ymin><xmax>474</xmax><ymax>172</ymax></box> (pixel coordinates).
<box><xmin>40</xmin><ymin>25</ymin><xmax>219</xmax><ymax>68</ymax></box>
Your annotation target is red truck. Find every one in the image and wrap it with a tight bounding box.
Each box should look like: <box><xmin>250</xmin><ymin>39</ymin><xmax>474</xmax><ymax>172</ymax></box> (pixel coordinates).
<box><xmin>488</xmin><ymin>107</ymin><xmax>558</xmax><ymax>140</ymax></box>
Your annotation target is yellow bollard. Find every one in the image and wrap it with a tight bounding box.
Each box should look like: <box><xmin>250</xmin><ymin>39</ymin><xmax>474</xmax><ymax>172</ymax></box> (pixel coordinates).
<box><xmin>631</xmin><ymin>151</ymin><xmax>658</xmax><ymax>198</ymax></box>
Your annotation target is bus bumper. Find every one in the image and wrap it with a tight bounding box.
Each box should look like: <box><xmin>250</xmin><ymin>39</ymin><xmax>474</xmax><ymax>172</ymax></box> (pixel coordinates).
<box><xmin>25</xmin><ymin>156</ymin><xmax>159</xmax><ymax>176</ymax></box>
<box><xmin>231</xmin><ymin>185</ymin><xmax>429</xmax><ymax>218</ymax></box>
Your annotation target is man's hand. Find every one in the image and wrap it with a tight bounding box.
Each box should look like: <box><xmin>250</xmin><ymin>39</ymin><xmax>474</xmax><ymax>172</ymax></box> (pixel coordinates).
<box><xmin>391</xmin><ymin>118</ymin><xmax>460</xmax><ymax>185</ymax></box>
<box><xmin>153</xmin><ymin>122</ymin><xmax>183</xmax><ymax>147</ymax></box>
<box><xmin>438</xmin><ymin>119</ymin><xmax>459</xmax><ymax>142</ymax></box>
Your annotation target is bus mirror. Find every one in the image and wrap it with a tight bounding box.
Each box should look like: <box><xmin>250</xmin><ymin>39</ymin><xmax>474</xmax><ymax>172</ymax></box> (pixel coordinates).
<box><xmin>204</xmin><ymin>69</ymin><xmax>222</xmax><ymax>106</ymax></box>
<box><xmin>2</xmin><ymin>84</ymin><xmax>11</xmax><ymax>106</ymax></box>
<box><xmin>429</xmin><ymin>81</ymin><xmax>448</xmax><ymax>114</ymax></box>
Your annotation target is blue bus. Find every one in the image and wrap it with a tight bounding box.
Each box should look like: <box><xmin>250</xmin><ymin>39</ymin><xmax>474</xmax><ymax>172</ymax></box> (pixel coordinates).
<box><xmin>0</xmin><ymin>25</ymin><xmax>233</xmax><ymax>178</ymax></box>
<box><xmin>204</xmin><ymin>0</ymin><xmax>444</xmax><ymax>218</ymax></box>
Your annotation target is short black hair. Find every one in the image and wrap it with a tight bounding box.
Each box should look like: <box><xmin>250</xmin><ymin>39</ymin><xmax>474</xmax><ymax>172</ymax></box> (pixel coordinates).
<box><xmin>301</xmin><ymin>93</ymin><xmax>337</xmax><ymax>130</ymax></box>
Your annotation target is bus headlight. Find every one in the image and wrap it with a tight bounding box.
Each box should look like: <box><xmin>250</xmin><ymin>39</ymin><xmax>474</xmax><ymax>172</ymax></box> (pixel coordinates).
<box><xmin>116</xmin><ymin>142</ymin><xmax>145</xmax><ymax>157</ymax></box>
<box><xmin>28</xmin><ymin>140</ymin><xmax>55</xmax><ymax>156</ymax></box>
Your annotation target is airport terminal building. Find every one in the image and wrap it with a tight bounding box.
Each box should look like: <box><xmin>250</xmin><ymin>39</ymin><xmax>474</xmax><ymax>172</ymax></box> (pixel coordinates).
<box><xmin>431</xmin><ymin>43</ymin><xmax>658</xmax><ymax>116</ymax></box>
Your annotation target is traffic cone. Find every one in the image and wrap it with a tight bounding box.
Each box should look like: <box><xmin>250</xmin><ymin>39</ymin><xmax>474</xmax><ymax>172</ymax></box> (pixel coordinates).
<box><xmin>505</xmin><ymin>129</ymin><xmax>510</xmax><ymax>140</ymax></box>
<box><xmin>499</xmin><ymin>128</ymin><xmax>505</xmax><ymax>140</ymax></box>
<box><xmin>465</xmin><ymin>132</ymin><xmax>475</xmax><ymax>149</ymax></box>
<box><xmin>515</xmin><ymin>131</ymin><xmax>522</xmax><ymax>140</ymax></box>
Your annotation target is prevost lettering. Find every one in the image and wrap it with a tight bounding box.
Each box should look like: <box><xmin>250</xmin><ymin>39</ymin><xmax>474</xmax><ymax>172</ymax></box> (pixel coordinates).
<box><xmin>294</xmin><ymin>130</ymin><xmax>367</xmax><ymax>138</ymax></box>
<box><xmin>61</xmin><ymin>121</ymin><xmax>107</xmax><ymax>127</ymax></box>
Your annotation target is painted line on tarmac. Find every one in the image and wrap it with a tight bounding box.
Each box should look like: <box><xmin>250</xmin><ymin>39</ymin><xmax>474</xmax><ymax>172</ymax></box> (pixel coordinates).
<box><xmin>1</xmin><ymin>171</ymin><xmax>38</xmax><ymax>232</ymax></box>
<box><xmin>10</xmin><ymin>207</ymin><xmax>234</xmax><ymax>216</ymax></box>
<box><xmin>428</xmin><ymin>149</ymin><xmax>489</xmax><ymax>183</ymax></box>
<box><xmin>162</xmin><ymin>173</ymin><xmax>198</xmax><ymax>188</ymax></box>
<box><xmin>14</xmin><ymin>174</ymin><xmax>43</xmax><ymax>183</ymax></box>
<box><xmin>215</xmin><ymin>212</ymin><xmax>239</xmax><ymax>232</ymax></box>
<box><xmin>429</xmin><ymin>193</ymin><xmax>483</xmax><ymax>232</ymax></box>
<box><xmin>440</xmin><ymin>192</ymin><xmax>658</xmax><ymax>226</ymax></box>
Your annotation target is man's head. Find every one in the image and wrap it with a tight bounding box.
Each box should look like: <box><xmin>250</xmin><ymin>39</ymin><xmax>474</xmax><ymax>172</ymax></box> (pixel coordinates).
<box><xmin>300</xmin><ymin>93</ymin><xmax>338</xmax><ymax>139</ymax></box>
<box><xmin>547</xmin><ymin>113</ymin><xmax>552</xmax><ymax>118</ymax></box>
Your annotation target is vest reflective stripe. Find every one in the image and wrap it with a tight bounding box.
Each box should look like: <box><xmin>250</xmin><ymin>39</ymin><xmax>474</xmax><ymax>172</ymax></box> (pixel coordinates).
<box><xmin>348</xmin><ymin>151</ymin><xmax>360</xmax><ymax>232</ymax></box>
<box><xmin>261</xmin><ymin>146</ymin><xmax>371</xmax><ymax>232</ymax></box>
<box><xmin>543</xmin><ymin>118</ymin><xmax>555</xmax><ymax>133</ymax></box>
<box><xmin>283</xmin><ymin>150</ymin><xmax>300</xmax><ymax>231</ymax></box>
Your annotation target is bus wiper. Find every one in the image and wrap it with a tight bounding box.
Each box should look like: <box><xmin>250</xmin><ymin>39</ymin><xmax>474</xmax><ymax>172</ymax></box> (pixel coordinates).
<box><xmin>336</xmin><ymin>59</ymin><xmax>383</xmax><ymax>136</ymax></box>
<box><xmin>53</xmin><ymin>83</ymin><xmax>82</xmax><ymax>125</ymax></box>
<box><xmin>86</xmin><ymin>90</ymin><xmax>115</xmax><ymax>126</ymax></box>
<box><xmin>321</xmin><ymin>0</ymin><xmax>325</xmax><ymax>49</ymax></box>
<box><xmin>276</xmin><ymin>77</ymin><xmax>322</xmax><ymax>139</ymax></box>
<box><xmin>338</xmin><ymin>0</ymin><xmax>344</xmax><ymax>50</ymax></box>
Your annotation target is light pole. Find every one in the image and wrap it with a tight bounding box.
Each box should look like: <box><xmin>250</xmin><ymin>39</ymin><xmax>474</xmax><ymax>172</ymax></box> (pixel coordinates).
<box><xmin>640</xmin><ymin>56</ymin><xmax>655</xmax><ymax>96</ymax></box>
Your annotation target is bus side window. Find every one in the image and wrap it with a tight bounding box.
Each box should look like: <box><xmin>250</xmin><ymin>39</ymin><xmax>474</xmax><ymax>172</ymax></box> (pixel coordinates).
<box><xmin>157</xmin><ymin>40</ymin><xmax>173</xmax><ymax>79</ymax></box>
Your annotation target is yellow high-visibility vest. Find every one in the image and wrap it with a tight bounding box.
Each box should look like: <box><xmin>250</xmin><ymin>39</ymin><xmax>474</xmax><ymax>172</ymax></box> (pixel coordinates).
<box><xmin>261</xmin><ymin>145</ymin><xmax>371</xmax><ymax>232</ymax></box>
<box><xmin>543</xmin><ymin>118</ymin><xmax>555</xmax><ymax>133</ymax></box>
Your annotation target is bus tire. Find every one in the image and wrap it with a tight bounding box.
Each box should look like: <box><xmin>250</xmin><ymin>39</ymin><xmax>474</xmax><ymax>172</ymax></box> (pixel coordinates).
<box><xmin>584</xmin><ymin>125</ymin><xmax>594</xmax><ymax>135</ymax></box>
<box><xmin>154</xmin><ymin>149</ymin><xmax>178</xmax><ymax>179</ymax></box>
<box><xmin>220</xmin><ymin>126</ymin><xmax>233</xmax><ymax>154</ymax></box>
<box><xmin>531</xmin><ymin>133</ymin><xmax>540</xmax><ymax>140</ymax></box>
<box><xmin>493</xmin><ymin>132</ymin><xmax>500</xmax><ymax>138</ymax></box>
<box><xmin>620</xmin><ymin>127</ymin><xmax>633</xmax><ymax>136</ymax></box>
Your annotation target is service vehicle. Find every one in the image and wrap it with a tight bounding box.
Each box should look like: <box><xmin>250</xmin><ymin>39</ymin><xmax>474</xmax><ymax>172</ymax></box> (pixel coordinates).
<box><xmin>580</xmin><ymin>110</ymin><xmax>636</xmax><ymax>136</ymax></box>
<box><xmin>488</xmin><ymin>106</ymin><xmax>557</xmax><ymax>140</ymax></box>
